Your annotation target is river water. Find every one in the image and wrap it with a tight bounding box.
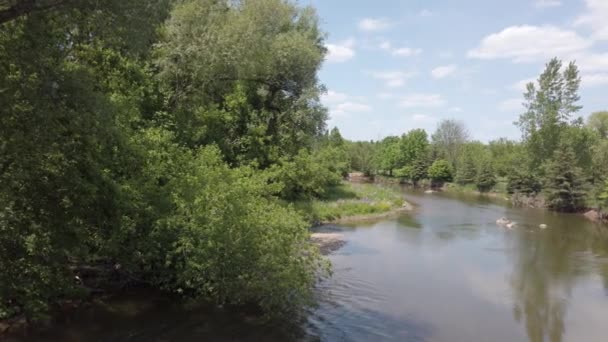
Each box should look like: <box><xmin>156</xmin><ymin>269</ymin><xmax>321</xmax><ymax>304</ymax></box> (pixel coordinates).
<box><xmin>9</xmin><ymin>189</ymin><xmax>608</xmax><ymax>341</ymax></box>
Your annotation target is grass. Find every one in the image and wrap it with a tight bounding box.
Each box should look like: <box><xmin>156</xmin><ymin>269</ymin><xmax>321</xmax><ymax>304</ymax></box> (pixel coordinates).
<box><xmin>294</xmin><ymin>182</ymin><xmax>406</xmax><ymax>225</ymax></box>
<box><xmin>442</xmin><ymin>176</ymin><xmax>509</xmax><ymax>195</ymax></box>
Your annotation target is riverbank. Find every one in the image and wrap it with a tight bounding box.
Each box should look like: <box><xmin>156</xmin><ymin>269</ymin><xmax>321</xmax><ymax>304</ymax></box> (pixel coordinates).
<box><xmin>295</xmin><ymin>181</ymin><xmax>412</xmax><ymax>226</ymax></box>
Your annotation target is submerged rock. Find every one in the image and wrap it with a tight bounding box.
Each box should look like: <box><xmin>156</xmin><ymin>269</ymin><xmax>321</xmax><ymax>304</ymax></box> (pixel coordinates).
<box><xmin>311</xmin><ymin>233</ymin><xmax>346</xmax><ymax>255</ymax></box>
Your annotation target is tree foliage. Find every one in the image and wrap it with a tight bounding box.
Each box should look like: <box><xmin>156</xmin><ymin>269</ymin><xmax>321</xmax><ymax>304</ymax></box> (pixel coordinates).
<box><xmin>476</xmin><ymin>159</ymin><xmax>496</xmax><ymax>192</ymax></box>
<box><xmin>428</xmin><ymin>159</ymin><xmax>453</xmax><ymax>185</ymax></box>
<box><xmin>0</xmin><ymin>0</ymin><xmax>329</xmax><ymax>321</ymax></box>
<box><xmin>544</xmin><ymin>145</ymin><xmax>586</xmax><ymax>212</ymax></box>
<box><xmin>517</xmin><ymin>58</ymin><xmax>582</xmax><ymax>167</ymax></box>
<box><xmin>431</xmin><ymin>119</ymin><xmax>469</xmax><ymax>167</ymax></box>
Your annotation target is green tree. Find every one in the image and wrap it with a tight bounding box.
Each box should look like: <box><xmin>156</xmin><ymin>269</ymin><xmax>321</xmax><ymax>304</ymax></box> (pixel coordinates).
<box><xmin>155</xmin><ymin>0</ymin><xmax>327</xmax><ymax>166</ymax></box>
<box><xmin>597</xmin><ymin>180</ymin><xmax>608</xmax><ymax>219</ymax></box>
<box><xmin>400</xmin><ymin>129</ymin><xmax>429</xmax><ymax>166</ymax></box>
<box><xmin>377</xmin><ymin>136</ymin><xmax>401</xmax><ymax>176</ymax></box>
<box><xmin>544</xmin><ymin>145</ymin><xmax>586</xmax><ymax>212</ymax></box>
<box><xmin>428</xmin><ymin>159</ymin><xmax>453</xmax><ymax>185</ymax></box>
<box><xmin>476</xmin><ymin>159</ymin><xmax>497</xmax><ymax>192</ymax></box>
<box><xmin>349</xmin><ymin>141</ymin><xmax>377</xmax><ymax>176</ymax></box>
<box><xmin>488</xmin><ymin>138</ymin><xmax>522</xmax><ymax>177</ymax></box>
<box><xmin>455</xmin><ymin>151</ymin><xmax>478</xmax><ymax>185</ymax></box>
<box><xmin>516</xmin><ymin>58</ymin><xmax>582</xmax><ymax>168</ymax></box>
<box><xmin>587</xmin><ymin>111</ymin><xmax>608</xmax><ymax>139</ymax></box>
<box><xmin>410</xmin><ymin>155</ymin><xmax>430</xmax><ymax>186</ymax></box>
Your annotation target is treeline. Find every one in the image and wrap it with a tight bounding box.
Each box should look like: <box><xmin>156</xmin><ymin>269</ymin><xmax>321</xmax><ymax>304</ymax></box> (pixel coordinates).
<box><xmin>0</xmin><ymin>0</ymin><xmax>350</xmax><ymax>321</ymax></box>
<box><xmin>349</xmin><ymin>58</ymin><xmax>608</xmax><ymax>214</ymax></box>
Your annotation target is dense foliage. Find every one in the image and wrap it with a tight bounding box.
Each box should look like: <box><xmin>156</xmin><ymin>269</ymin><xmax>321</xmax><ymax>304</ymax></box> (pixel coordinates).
<box><xmin>0</xmin><ymin>0</ymin><xmax>345</xmax><ymax>321</ymax></box>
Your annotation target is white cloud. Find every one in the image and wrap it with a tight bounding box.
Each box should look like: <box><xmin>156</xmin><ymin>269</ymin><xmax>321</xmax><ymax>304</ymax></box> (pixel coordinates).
<box><xmin>582</xmin><ymin>73</ymin><xmax>608</xmax><ymax>87</ymax></box>
<box><xmin>419</xmin><ymin>9</ymin><xmax>433</xmax><ymax>17</ymax></box>
<box><xmin>575</xmin><ymin>0</ymin><xmax>608</xmax><ymax>41</ymax></box>
<box><xmin>331</xmin><ymin>101</ymin><xmax>371</xmax><ymax>118</ymax></box>
<box><xmin>399</xmin><ymin>94</ymin><xmax>445</xmax><ymax>108</ymax></box>
<box><xmin>392</xmin><ymin>47</ymin><xmax>423</xmax><ymax>57</ymax></box>
<box><xmin>322</xmin><ymin>90</ymin><xmax>371</xmax><ymax>119</ymax></box>
<box><xmin>369</xmin><ymin>70</ymin><xmax>417</xmax><ymax>88</ymax></box>
<box><xmin>431</xmin><ymin>65</ymin><xmax>457</xmax><ymax>79</ymax></box>
<box><xmin>411</xmin><ymin>114</ymin><xmax>437</xmax><ymax>123</ymax></box>
<box><xmin>448</xmin><ymin>106</ymin><xmax>463</xmax><ymax>113</ymax></box>
<box><xmin>359</xmin><ymin>18</ymin><xmax>391</xmax><ymax>32</ymax></box>
<box><xmin>498</xmin><ymin>98</ymin><xmax>523</xmax><ymax>112</ymax></box>
<box><xmin>468</xmin><ymin>25</ymin><xmax>592</xmax><ymax>62</ymax></box>
<box><xmin>576</xmin><ymin>53</ymin><xmax>608</xmax><ymax>72</ymax></box>
<box><xmin>325</xmin><ymin>39</ymin><xmax>355</xmax><ymax>63</ymax></box>
<box><xmin>534</xmin><ymin>0</ymin><xmax>561</xmax><ymax>8</ymax></box>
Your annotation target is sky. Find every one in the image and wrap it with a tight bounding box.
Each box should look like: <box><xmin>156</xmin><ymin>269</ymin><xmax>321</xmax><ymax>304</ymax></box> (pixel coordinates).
<box><xmin>307</xmin><ymin>0</ymin><xmax>608</xmax><ymax>142</ymax></box>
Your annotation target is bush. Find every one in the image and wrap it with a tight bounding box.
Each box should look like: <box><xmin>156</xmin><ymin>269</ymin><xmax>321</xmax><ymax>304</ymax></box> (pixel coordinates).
<box><xmin>151</xmin><ymin>146</ymin><xmax>321</xmax><ymax>313</ymax></box>
<box><xmin>428</xmin><ymin>159</ymin><xmax>453</xmax><ymax>185</ymax></box>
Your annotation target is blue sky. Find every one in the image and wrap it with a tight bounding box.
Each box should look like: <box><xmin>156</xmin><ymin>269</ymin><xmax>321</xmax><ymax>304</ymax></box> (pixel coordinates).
<box><xmin>308</xmin><ymin>0</ymin><xmax>608</xmax><ymax>142</ymax></box>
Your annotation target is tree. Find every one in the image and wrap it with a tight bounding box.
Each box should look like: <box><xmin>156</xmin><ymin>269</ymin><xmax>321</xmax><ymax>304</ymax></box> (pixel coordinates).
<box><xmin>516</xmin><ymin>58</ymin><xmax>582</xmax><ymax>167</ymax></box>
<box><xmin>476</xmin><ymin>159</ymin><xmax>496</xmax><ymax>192</ymax></box>
<box><xmin>488</xmin><ymin>138</ymin><xmax>522</xmax><ymax>177</ymax></box>
<box><xmin>348</xmin><ymin>141</ymin><xmax>377</xmax><ymax>176</ymax></box>
<box><xmin>507</xmin><ymin>170</ymin><xmax>542</xmax><ymax>196</ymax></box>
<box><xmin>597</xmin><ymin>180</ymin><xmax>608</xmax><ymax>219</ymax></box>
<box><xmin>376</xmin><ymin>136</ymin><xmax>401</xmax><ymax>176</ymax></box>
<box><xmin>587</xmin><ymin>111</ymin><xmax>608</xmax><ymax>139</ymax></box>
<box><xmin>155</xmin><ymin>0</ymin><xmax>327</xmax><ymax>166</ymax></box>
<box><xmin>431</xmin><ymin>119</ymin><xmax>469</xmax><ymax>167</ymax></box>
<box><xmin>544</xmin><ymin>145</ymin><xmax>586</xmax><ymax>212</ymax></box>
<box><xmin>455</xmin><ymin>149</ymin><xmax>478</xmax><ymax>185</ymax></box>
<box><xmin>400</xmin><ymin>129</ymin><xmax>429</xmax><ymax>166</ymax></box>
<box><xmin>410</xmin><ymin>153</ymin><xmax>431</xmax><ymax>186</ymax></box>
<box><xmin>428</xmin><ymin>159</ymin><xmax>453</xmax><ymax>186</ymax></box>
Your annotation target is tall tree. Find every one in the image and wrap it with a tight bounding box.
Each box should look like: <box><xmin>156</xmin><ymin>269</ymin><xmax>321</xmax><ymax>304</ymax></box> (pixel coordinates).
<box><xmin>431</xmin><ymin>119</ymin><xmax>469</xmax><ymax>167</ymax></box>
<box><xmin>516</xmin><ymin>58</ymin><xmax>582</xmax><ymax>167</ymax></box>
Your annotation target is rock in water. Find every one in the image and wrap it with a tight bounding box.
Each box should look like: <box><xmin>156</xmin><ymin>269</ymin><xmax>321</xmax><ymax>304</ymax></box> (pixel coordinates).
<box><xmin>496</xmin><ymin>217</ymin><xmax>511</xmax><ymax>225</ymax></box>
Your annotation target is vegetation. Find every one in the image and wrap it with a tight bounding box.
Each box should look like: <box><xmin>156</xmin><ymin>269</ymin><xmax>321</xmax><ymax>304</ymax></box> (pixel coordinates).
<box><xmin>2</xmin><ymin>0</ymin><xmax>608</xmax><ymax>328</ymax></box>
<box><xmin>295</xmin><ymin>183</ymin><xmax>406</xmax><ymax>224</ymax></box>
<box><xmin>0</xmin><ymin>0</ymin><xmax>351</xmax><ymax>322</ymax></box>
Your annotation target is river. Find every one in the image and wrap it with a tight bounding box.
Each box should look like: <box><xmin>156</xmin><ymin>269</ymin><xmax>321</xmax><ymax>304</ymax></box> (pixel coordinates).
<box><xmin>8</xmin><ymin>189</ymin><xmax>608</xmax><ymax>341</ymax></box>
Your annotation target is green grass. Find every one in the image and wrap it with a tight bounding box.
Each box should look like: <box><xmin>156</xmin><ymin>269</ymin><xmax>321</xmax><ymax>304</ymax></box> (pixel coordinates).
<box><xmin>443</xmin><ymin>177</ymin><xmax>509</xmax><ymax>195</ymax></box>
<box><xmin>294</xmin><ymin>182</ymin><xmax>405</xmax><ymax>224</ymax></box>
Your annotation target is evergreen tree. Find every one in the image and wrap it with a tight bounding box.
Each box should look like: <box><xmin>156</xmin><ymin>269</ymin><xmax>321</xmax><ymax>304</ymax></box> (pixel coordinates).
<box><xmin>476</xmin><ymin>159</ymin><xmax>496</xmax><ymax>192</ymax></box>
<box><xmin>410</xmin><ymin>154</ymin><xmax>431</xmax><ymax>186</ymax></box>
<box><xmin>455</xmin><ymin>152</ymin><xmax>477</xmax><ymax>185</ymax></box>
<box><xmin>544</xmin><ymin>146</ymin><xmax>586</xmax><ymax>212</ymax></box>
<box><xmin>428</xmin><ymin>159</ymin><xmax>453</xmax><ymax>185</ymax></box>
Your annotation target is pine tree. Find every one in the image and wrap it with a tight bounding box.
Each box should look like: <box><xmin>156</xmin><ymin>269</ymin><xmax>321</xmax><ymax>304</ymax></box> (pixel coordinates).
<box><xmin>456</xmin><ymin>153</ymin><xmax>477</xmax><ymax>185</ymax></box>
<box><xmin>544</xmin><ymin>146</ymin><xmax>586</xmax><ymax>212</ymax></box>
<box><xmin>476</xmin><ymin>159</ymin><xmax>496</xmax><ymax>192</ymax></box>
